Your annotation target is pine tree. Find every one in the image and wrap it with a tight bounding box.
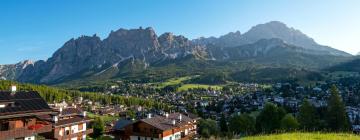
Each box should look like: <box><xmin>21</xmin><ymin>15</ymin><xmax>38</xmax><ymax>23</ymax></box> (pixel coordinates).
<box><xmin>298</xmin><ymin>99</ymin><xmax>319</xmax><ymax>131</ymax></box>
<box><xmin>256</xmin><ymin>103</ymin><xmax>285</xmax><ymax>133</ymax></box>
<box><xmin>326</xmin><ymin>85</ymin><xmax>349</xmax><ymax>131</ymax></box>
<box><xmin>229</xmin><ymin>114</ymin><xmax>255</xmax><ymax>135</ymax></box>
<box><xmin>219</xmin><ymin>114</ymin><xmax>228</xmax><ymax>133</ymax></box>
<box><xmin>92</xmin><ymin>117</ymin><xmax>105</xmax><ymax>138</ymax></box>
<box><xmin>281</xmin><ymin>114</ymin><xmax>299</xmax><ymax>131</ymax></box>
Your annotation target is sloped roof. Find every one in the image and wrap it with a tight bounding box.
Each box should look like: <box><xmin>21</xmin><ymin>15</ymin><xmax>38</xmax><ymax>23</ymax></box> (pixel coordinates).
<box><xmin>114</xmin><ymin>119</ymin><xmax>133</xmax><ymax>130</ymax></box>
<box><xmin>55</xmin><ymin>115</ymin><xmax>91</xmax><ymax>126</ymax></box>
<box><xmin>60</xmin><ymin>107</ymin><xmax>83</xmax><ymax>116</ymax></box>
<box><xmin>0</xmin><ymin>91</ymin><xmax>55</xmax><ymax>118</ymax></box>
<box><xmin>140</xmin><ymin>113</ymin><xmax>194</xmax><ymax>131</ymax></box>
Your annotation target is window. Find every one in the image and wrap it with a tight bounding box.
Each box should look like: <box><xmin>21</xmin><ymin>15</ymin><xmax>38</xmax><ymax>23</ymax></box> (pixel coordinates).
<box><xmin>0</xmin><ymin>122</ymin><xmax>9</xmax><ymax>131</ymax></box>
<box><xmin>65</xmin><ymin>130</ymin><xmax>70</xmax><ymax>135</ymax></box>
<box><xmin>170</xmin><ymin>137</ymin><xmax>172</xmax><ymax>140</ymax></box>
<box><xmin>138</xmin><ymin>136</ymin><xmax>140</xmax><ymax>140</ymax></box>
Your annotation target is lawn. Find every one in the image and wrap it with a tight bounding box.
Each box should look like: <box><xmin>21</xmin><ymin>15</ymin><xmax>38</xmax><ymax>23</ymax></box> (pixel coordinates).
<box><xmin>155</xmin><ymin>76</ymin><xmax>196</xmax><ymax>89</ymax></box>
<box><xmin>241</xmin><ymin>132</ymin><xmax>360</xmax><ymax>140</ymax></box>
<box><xmin>177</xmin><ymin>84</ymin><xmax>223</xmax><ymax>91</ymax></box>
<box><xmin>87</xmin><ymin>112</ymin><xmax>119</xmax><ymax>123</ymax></box>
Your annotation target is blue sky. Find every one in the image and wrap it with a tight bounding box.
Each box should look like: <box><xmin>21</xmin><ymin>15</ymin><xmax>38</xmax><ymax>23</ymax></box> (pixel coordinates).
<box><xmin>0</xmin><ymin>0</ymin><xmax>359</xmax><ymax>64</ymax></box>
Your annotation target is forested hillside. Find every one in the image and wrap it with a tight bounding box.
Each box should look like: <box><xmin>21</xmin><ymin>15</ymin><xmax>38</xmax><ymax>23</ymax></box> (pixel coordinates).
<box><xmin>0</xmin><ymin>80</ymin><xmax>170</xmax><ymax>110</ymax></box>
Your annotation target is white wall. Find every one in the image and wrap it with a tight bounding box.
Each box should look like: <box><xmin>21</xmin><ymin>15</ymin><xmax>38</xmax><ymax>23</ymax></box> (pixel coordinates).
<box><xmin>83</xmin><ymin>123</ymin><xmax>87</xmax><ymax>131</ymax></box>
<box><xmin>24</xmin><ymin>136</ymin><xmax>35</xmax><ymax>140</ymax></box>
<box><xmin>59</xmin><ymin>129</ymin><xmax>64</xmax><ymax>136</ymax></box>
<box><xmin>71</xmin><ymin>124</ymin><xmax>79</xmax><ymax>133</ymax></box>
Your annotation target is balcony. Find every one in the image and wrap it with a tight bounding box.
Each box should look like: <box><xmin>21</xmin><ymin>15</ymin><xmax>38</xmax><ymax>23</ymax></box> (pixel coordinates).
<box><xmin>0</xmin><ymin>124</ymin><xmax>52</xmax><ymax>140</ymax></box>
<box><xmin>132</xmin><ymin>132</ymin><xmax>162</xmax><ymax>138</ymax></box>
<box><xmin>54</xmin><ymin>129</ymin><xmax>93</xmax><ymax>140</ymax></box>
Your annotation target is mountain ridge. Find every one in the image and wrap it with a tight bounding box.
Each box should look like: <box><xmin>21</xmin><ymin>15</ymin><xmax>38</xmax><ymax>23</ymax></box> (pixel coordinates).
<box><xmin>0</xmin><ymin>21</ymin><xmax>353</xmax><ymax>84</ymax></box>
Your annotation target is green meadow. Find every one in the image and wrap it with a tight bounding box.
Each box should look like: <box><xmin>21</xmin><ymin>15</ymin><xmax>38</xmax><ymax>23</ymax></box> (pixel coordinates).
<box><xmin>241</xmin><ymin>132</ymin><xmax>360</xmax><ymax>140</ymax></box>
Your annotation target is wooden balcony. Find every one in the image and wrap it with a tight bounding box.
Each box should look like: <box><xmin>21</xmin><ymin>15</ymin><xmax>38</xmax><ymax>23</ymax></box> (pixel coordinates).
<box><xmin>132</xmin><ymin>132</ymin><xmax>162</xmax><ymax>138</ymax></box>
<box><xmin>53</xmin><ymin>129</ymin><xmax>93</xmax><ymax>140</ymax></box>
<box><xmin>0</xmin><ymin>124</ymin><xmax>52</xmax><ymax>140</ymax></box>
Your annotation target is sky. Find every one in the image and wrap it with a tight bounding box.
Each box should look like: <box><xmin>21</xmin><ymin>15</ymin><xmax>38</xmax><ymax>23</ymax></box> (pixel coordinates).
<box><xmin>0</xmin><ymin>0</ymin><xmax>359</xmax><ymax>64</ymax></box>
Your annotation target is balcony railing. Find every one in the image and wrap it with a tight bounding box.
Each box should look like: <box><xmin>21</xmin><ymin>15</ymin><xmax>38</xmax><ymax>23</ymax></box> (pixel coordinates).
<box><xmin>0</xmin><ymin>124</ymin><xmax>52</xmax><ymax>140</ymax></box>
<box><xmin>54</xmin><ymin>129</ymin><xmax>93</xmax><ymax>140</ymax></box>
<box><xmin>132</xmin><ymin>132</ymin><xmax>162</xmax><ymax>138</ymax></box>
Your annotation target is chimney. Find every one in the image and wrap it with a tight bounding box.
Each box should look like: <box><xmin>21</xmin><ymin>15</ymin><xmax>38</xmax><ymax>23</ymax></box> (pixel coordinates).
<box><xmin>11</xmin><ymin>85</ymin><xmax>17</xmax><ymax>92</ymax></box>
<box><xmin>172</xmin><ymin>120</ymin><xmax>176</xmax><ymax>126</ymax></box>
<box><xmin>179</xmin><ymin>114</ymin><xmax>182</xmax><ymax>121</ymax></box>
<box><xmin>53</xmin><ymin>116</ymin><xmax>58</xmax><ymax>122</ymax></box>
<box><xmin>82</xmin><ymin>111</ymin><xmax>87</xmax><ymax>117</ymax></box>
<box><xmin>147</xmin><ymin>113</ymin><xmax>152</xmax><ymax>119</ymax></box>
<box><xmin>59</xmin><ymin>107</ymin><xmax>63</xmax><ymax>113</ymax></box>
<box><xmin>165</xmin><ymin>113</ymin><xmax>169</xmax><ymax>118</ymax></box>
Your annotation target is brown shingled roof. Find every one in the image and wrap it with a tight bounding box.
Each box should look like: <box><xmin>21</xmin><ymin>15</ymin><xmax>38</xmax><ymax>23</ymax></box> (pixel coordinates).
<box><xmin>55</xmin><ymin>115</ymin><xmax>91</xmax><ymax>126</ymax></box>
<box><xmin>140</xmin><ymin>113</ymin><xmax>194</xmax><ymax>131</ymax></box>
<box><xmin>60</xmin><ymin>107</ymin><xmax>83</xmax><ymax>116</ymax></box>
<box><xmin>0</xmin><ymin>91</ymin><xmax>55</xmax><ymax>118</ymax></box>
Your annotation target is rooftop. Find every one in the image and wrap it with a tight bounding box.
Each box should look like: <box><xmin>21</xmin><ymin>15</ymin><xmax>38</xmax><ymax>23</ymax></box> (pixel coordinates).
<box><xmin>0</xmin><ymin>91</ymin><xmax>55</xmax><ymax>119</ymax></box>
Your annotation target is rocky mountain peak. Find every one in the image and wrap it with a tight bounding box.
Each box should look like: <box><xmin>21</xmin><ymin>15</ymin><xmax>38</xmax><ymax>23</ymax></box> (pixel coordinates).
<box><xmin>105</xmin><ymin>27</ymin><xmax>160</xmax><ymax>51</ymax></box>
<box><xmin>158</xmin><ymin>32</ymin><xmax>190</xmax><ymax>48</ymax></box>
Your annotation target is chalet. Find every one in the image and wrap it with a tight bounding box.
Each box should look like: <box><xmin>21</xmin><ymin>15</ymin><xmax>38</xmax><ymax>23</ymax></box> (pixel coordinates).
<box><xmin>0</xmin><ymin>86</ymin><xmax>57</xmax><ymax>140</ymax></box>
<box><xmin>50</xmin><ymin>106</ymin><xmax>93</xmax><ymax>140</ymax></box>
<box><xmin>112</xmin><ymin>119</ymin><xmax>134</xmax><ymax>140</ymax></box>
<box><xmin>124</xmin><ymin>112</ymin><xmax>198</xmax><ymax>140</ymax></box>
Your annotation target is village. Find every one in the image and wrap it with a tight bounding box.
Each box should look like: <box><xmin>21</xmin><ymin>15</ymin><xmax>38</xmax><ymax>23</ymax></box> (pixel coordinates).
<box><xmin>1</xmin><ymin>77</ymin><xmax>360</xmax><ymax>140</ymax></box>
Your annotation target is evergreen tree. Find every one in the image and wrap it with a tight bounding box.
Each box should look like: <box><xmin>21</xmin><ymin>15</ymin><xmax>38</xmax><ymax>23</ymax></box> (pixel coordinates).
<box><xmin>219</xmin><ymin>114</ymin><xmax>228</xmax><ymax>133</ymax></box>
<box><xmin>229</xmin><ymin>114</ymin><xmax>255</xmax><ymax>135</ymax></box>
<box><xmin>281</xmin><ymin>114</ymin><xmax>299</xmax><ymax>131</ymax></box>
<box><xmin>92</xmin><ymin>117</ymin><xmax>105</xmax><ymax>138</ymax></box>
<box><xmin>326</xmin><ymin>85</ymin><xmax>349</xmax><ymax>131</ymax></box>
<box><xmin>256</xmin><ymin>103</ymin><xmax>286</xmax><ymax>133</ymax></box>
<box><xmin>298</xmin><ymin>99</ymin><xmax>319</xmax><ymax>131</ymax></box>
<box><xmin>198</xmin><ymin>119</ymin><xmax>219</xmax><ymax>138</ymax></box>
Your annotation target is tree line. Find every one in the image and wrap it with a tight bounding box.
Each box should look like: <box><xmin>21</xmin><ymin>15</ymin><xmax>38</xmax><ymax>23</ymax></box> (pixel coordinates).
<box><xmin>0</xmin><ymin>80</ymin><xmax>171</xmax><ymax>110</ymax></box>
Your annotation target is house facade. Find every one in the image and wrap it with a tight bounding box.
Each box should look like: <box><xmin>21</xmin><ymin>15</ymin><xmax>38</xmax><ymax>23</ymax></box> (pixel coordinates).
<box><xmin>0</xmin><ymin>86</ymin><xmax>57</xmax><ymax>140</ymax></box>
<box><xmin>51</xmin><ymin>107</ymin><xmax>93</xmax><ymax>140</ymax></box>
<box><xmin>126</xmin><ymin>113</ymin><xmax>197</xmax><ymax>140</ymax></box>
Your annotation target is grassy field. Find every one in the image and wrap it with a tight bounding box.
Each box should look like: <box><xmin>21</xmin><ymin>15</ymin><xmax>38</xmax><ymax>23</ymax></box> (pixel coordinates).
<box><xmin>241</xmin><ymin>132</ymin><xmax>360</xmax><ymax>140</ymax></box>
<box><xmin>154</xmin><ymin>76</ymin><xmax>196</xmax><ymax>89</ymax></box>
<box><xmin>87</xmin><ymin>112</ymin><xmax>119</xmax><ymax>123</ymax></box>
<box><xmin>177</xmin><ymin>84</ymin><xmax>223</xmax><ymax>91</ymax></box>
<box><xmin>153</xmin><ymin>76</ymin><xmax>224</xmax><ymax>91</ymax></box>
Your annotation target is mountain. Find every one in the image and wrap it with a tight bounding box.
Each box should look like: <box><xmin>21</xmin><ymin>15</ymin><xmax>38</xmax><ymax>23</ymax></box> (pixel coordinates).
<box><xmin>14</xmin><ymin>28</ymin><xmax>207</xmax><ymax>84</ymax></box>
<box><xmin>0</xmin><ymin>21</ymin><xmax>353</xmax><ymax>84</ymax></box>
<box><xmin>327</xmin><ymin>57</ymin><xmax>360</xmax><ymax>72</ymax></box>
<box><xmin>193</xmin><ymin>21</ymin><xmax>350</xmax><ymax>56</ymax></box>
<box><xmin>0</xmin><ymin>60</ymin><xmax>33</xmax><ymax>80</ymax></box>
